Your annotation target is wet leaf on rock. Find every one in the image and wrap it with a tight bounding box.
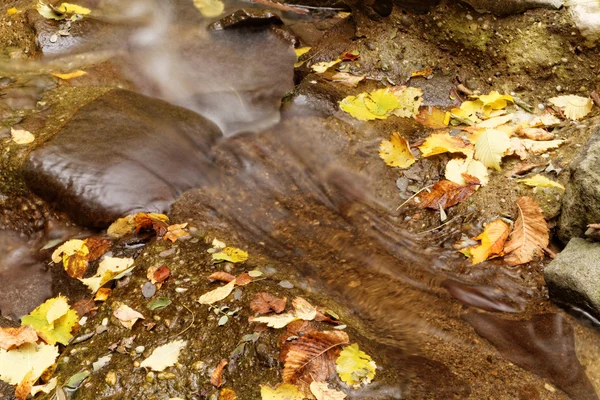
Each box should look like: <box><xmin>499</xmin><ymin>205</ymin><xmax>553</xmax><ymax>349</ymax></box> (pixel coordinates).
<box><xmin>250</xmin><ymin>297</ymin><xmax>318</xmax><ymax>328</ymax></box>
<box><xmin>250</xmin><ymin>293</ymin><xmax>287</xmax><ymax>315</ymax></box>
<box><xmin>198</xmin><ymin>280</ymin><xmax>236</xmax><ymax>305</ymax></box>
<box><xmin>193</xmin><ymin>0</ymin><xmax>224</xmax><ymax>17</ymax></box>
<box><xmin>0</xmin><ymin>342</ymin><xmax>59</xmax><ymax>385</ymax></box>
<box><xmin>51</xmin><ymin>70</ymin><xmax>87</xmax><ymax>80</ymax></box>
<box><xmin>311</xmin><ymin>59</ymin><xmax>341</xmax><ymax>74</ymax></box>
<box><xmin>212</xmin><ymin>247</ymin><xmax>249</xmax><ymax>263</ymax></box>
<box><xmin>415</xmin><ymin>177</ymin><xmax>480</xmax><ymax>210</ymax></box>
<box><xmin>416</xmin><ymin>107</ymin><xmax>450</xmax><ymax>129</ymax></box>
<box><xmin>147</xmin><ymin>297</ymin><xmax>172</xmax><ymax>310</ymax></box>
<box><xmin>11</xmin><ymin>128</ymin><xmax>35</xmax><ymax>144</ymax></box>
<box><xmin>466</xmin><ymin>220</ymin><xmax>511</xmax><ymax>265</ymax></box>
<box><xmin>79</xmin><ymin>256</ymin><xmax>134</xmax><ymax>293</ymax></box>
<box><xmin>107</xmin><ymin>213</ymin><xmax>169</xmax><ymax>238</ymax></box>
<box><xmin>208</xmin><ymin>271</ymin><xmax>236</xmax><ymax>283</ymax></box>
<box><xmin>113</xmin><ymin>304</ymin><xmax>144</xmax><ymax>330</ymax></box>
<box><xmin>21</xmin><ymin>296</ymin><xmax>78</xmax><ymax>345</ymax></box>
<box><xmin>30</xmin><ymin>377</ymin><xmax>57</xmax><ymax>397</ymax></box>
<box><xmin>335</xmin><ymin>344</ymin><xmax>376</xmax><ymax>388</ymax></box>
<box><xmin>379</xmin><ymin>133</ymin><xmax>415</xmax><ymax>169</ymax></box>
<box><xmin>163</xmin><ymin>223</ymin><xmax>189</xmax><ymax>243</ymax></box>
<box><xmin>418</xmin><ymin>132</ymin><xmax>473</xmax><ymax>158</ymax></box>
<box><xmin>210</xmin><ymin>359</ymin><xmax>228</xmax><ymax>387</ymax></box>
<box><xmin>64</xmin><ymin>370</ymin><xmax>90</xmax><ymax>390</ymax></box>
<box><xmin>310</xmin><ymin>381</ymin><xmax>347</xmax><ymax>400</ymax></box>
<box><xmin>260</xmin><ymin>383</ymin><xmax>304</xmax><ymax>400</ymax></box>
<box><xmin>0</xmin><ymin>326</ymin><xmax>38</xmax><ymax>350</ymax></box>
<box><xmin>139</xmin><ymin>340</ymin><xmax>187</xmax><ymax>372</ymax></box>
<box><xmin>517</xmin><ymin>175</ymin><xmax>565</xmax><ymax>190</ymax></box>
<box><xmin>503</xmin><ymin>197</ymin><xmax>549</xmax><ymax>266</ymax></box>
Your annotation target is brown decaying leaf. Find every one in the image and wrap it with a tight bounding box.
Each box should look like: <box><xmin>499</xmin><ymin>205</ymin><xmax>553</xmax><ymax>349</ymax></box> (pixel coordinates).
<box><xmin>517</xmin><ymin>127</ymin><xmax>554</xmax><ymax>141</ymax></box>
<box><xmin>340</xmin><ymin>51</ymin><xmax>359</xmax><ymax>61</ymax></box>
<box><xmin>282</xmin><ymin>330</ymin><xmax>350</xmax><ymax>391</ymax></box>
<box><xmin>234</xmin><ymin>272</ymin><xmax>253</xmax><ymax>286</ymax></box>
<box><xmin>279</xmin><ymin>320</ymin><xmax>318</xmax><ymax>363</ymax></box>
<box><xmin>211</xmin><ymin>359</ymin><xmax>228</xmax><ymax>388</ymax></box>
<box><xmin>134</xmin><ymin>213</ymin><xmax>168</xmax><ymax>237</ymax></box>
<box><xmin>15</xmin><ymin>370</ymin><xmax>33</xmax><ymax>400</ymax></box>
<box><xmin>153</xmin><ymin>266</ymin><xmax>171</xmax><ymax>283</ymax></box>
<box><xmin>163</xmin><ymin>223</ymin><xmax>189</xmax><ymax>243</ymax></box>
<box><xmin>504</xmin><ymin>162</ymin><xmax>544</xmax><ymax>178</ymax></box>
<box><xmin>207</xmin><ymin>271</ymin><xmax>236</xmax><ymax>283</ymax></box>
<box><xmin>84</xmin><ymin>237</ymin><xmax>111</xmax><ymax>262</ymax></box>
<box><xmin>250</xmin><ymin>293</ymin><xmax>287</xmax><ymax>315</ymax></box>
<box><xmin>416</xmin><ymin>176</ymin><xmax>480</xmax><ymax>210</ymax></box>
<box><xmin>72</xmin><ymin>298</ymin><xmax>96</xmax><ymax>318</ymax></box>
<box><xmin>503</xmin><ymin>197</ymin><xmax>549</xmax><ymax>266</ymax></box>
<box><xmin>0</xmin><ymin>325</ymin><xmax>38</xmax><ymax>350</ymax></box>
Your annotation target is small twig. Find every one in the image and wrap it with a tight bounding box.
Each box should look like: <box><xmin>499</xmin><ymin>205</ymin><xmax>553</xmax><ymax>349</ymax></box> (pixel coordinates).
<box><xmin>396</xmin><ymin>184</ymin><xmax>433</xmax><ymax>211</ymax></box>
<box><xmin>456</xmin><ymin>84</ymin><xmax>473</xmax><ymax>96</ymax></box>
<box><xmin>418</xmin><ymin>216</ymin><xmax>457</xmax><ymax>234</ymax></box>
<box><xmin>175</xmin><ymin>304</ymin><xmax>195</xmax><ymax>337</ymax></box>
<box><xmin>591</xmin><ymin>91</ymin><xmax>600</xmax><ymax>108</ymax></box>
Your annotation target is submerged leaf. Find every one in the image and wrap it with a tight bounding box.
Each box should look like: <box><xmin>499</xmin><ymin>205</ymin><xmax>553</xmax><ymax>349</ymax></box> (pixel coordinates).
<box><xmin>11</xmin><ymin>128</ymin><xmax>35</xmax><ymax>144</ymax></box>
<box><xmin>379</xmin><ymin>133</ymin><xmax>415</xmax><ymax>168</ymax></box>
<box><xmin>335</xmin><ymin>344</ymin><xmax>376</xmax><ymax>388</ymax></box>
<box><xmin>193</xmin><ymin>0</ymin><xmax>224</xmax><ymax>17</ymax></box>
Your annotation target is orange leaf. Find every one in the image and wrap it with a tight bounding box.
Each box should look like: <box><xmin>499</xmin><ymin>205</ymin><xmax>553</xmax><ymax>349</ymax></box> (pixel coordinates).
<box><xmin>210</xmin><ymin>359</ymin><xmax>228</xmax><ymax>388</ymax></box>
<box><xmin>234</xmin><ymin>272</ymin><xmax>253</xmax><ymax>286</ymax></box>
<box><xmin>207</xmin><ymin>271</ymin><xmax>236</xmax><ymax>283</ymax></box>
<box><xmin>503</xmin><ymin>197</ymin><xmax>549</xmax><ymax>266</ymax></box>
<box><xmin>468</xmin><ymin>220</ymin><xmax>511</xmax><ymax>265</ymax></box>
<box><xmin>153</xmin><ymin>266</ymin><xmax>171</xmax><ymax>283</ymax></box>
<box><xmin>15</xmin><ymin>370</ymin><xmax>33</xmax><ymax>400</ymax></box>
<box><xmin>84</xmin><ymin>236</ymin><xmax>111</xmax><ymax>262</ymax></box>
<box><xmin>219</xmin><ymin>388</ymin><xmax>237</xmax><ymax>400</ymax></box>
<box><xmin>416</xmin><ymin>177</ymin><xmax>479</xmax><ymax>210</ymax></box>
<box><xmin>134</xmin><ymin>213</ymin><xmax>169</xmax><ymax>236</ymax></box>
<box><xmin>250</xmin><ymin>293</ymin><xmax>287</xmax><ymax>315</ymax></box>
<box><xmin>340</xmin><ymin>51</ymin><xmax>359</xmax><ymax>61</ymax></box>
<box><xmin>411</xmin><ymin>68</ymin><xmax>433</xmax><ymax>77</ymax></box>
<box><xmin>0</xmin><ymin>326</ymin><xmax>38</xmax><ymax>350</ymax></box>
<box><xmin>416</xmin><ymin>107</ymin><xmax>449</xmax><ymax>129</ymax></box>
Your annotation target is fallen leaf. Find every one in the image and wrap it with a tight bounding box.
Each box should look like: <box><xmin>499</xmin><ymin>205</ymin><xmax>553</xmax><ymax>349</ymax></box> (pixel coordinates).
<box><xmin>7</xmin><ymin>7</ymin><xmax>18</xmax><ymax>15</ymax></box>
<box><xmin>520</xmin><ymin>139</ymin><xmax>565</xmax><ymax>155</ymax></box>
<box><xmin>220</xmin><ymin>388</ymin><xmax>237</xmax><ymax>400</ymax></box>
<box><xmin>292</xmin><ymin>297</ymin><xmax>317</xmax><ymax>320</ymax></box>
<box><xmin>193</xmin><ymin>0</ymin><xmax>224</xmax><ymax>17</ymax></box>
<box><xmin>549</xmin><ymin>95</ymin><xmax>593</xmax><ymax>120</ymax></box>
<box><xmin>389</xmin><ymin>86</ymin><xmax>423</xmax><ymax>118</ymax></box>
<box><xmin>260</xmin><ymin>383</ymin><xmax>304</xmax><ymax>400</ymax></box>
<box><xmin>79</xmin><ymin>256</ymin><xmax>134</xmax><ymax>293</ymax></box>
<box><xmin>147</xmin><ymin>297</ymin><xmax>172</xmax><ymax>311</ymax></box>
<box><xmin>517</xmin><ymin>127</ymin><xmax>554</xmax><ymax>141</ymax></box>
<box><xmin>517</xmin><ymin>175</ymin><xmax>565</xmax><ymax>190</ymax></box>
<box><xmin>139</xmin><ymin>340</ymin><xmax>187</xmax><ymax>372</ymax></box>
<box><xmin>322</xmin><ymin>72</ymin><xmax>365</xmax><ymax>88</ymax></box>
<box><xmin>282</xmin><ymin>331</ymin><xmax>350</xmax><ymax>390</ymax></box>
<box><xmin>310</xmin><ymin>381</ymin><xmax>347</xmax><ymax>400</ymax></box>
<box><xmin>311</xmin><ymin>59</ymin><xmax>341</xmax><ymax>73</ymax></box>
<box><xmin>113</xmin><ymin>304</ymin><xmax>144</xmax><ymax>330</ymax></box>
<box><xmin>335</xmin><ymin>344</ymin><xmax>376</xmax><ymax>388</ymax></box>
<box><xmin>210</xmin><ymin>359</ymin><xmax>228</xmax><ymax>388</ymax></box>
<box><xmin>15</xmin><ymin>370</ymin><xmax>33</xmax><ymax>400</ymax></box>
<box><xmin>294</xmin><ymin>47</ymin><xmax>311</xmax><ymax>58</ymax></box>
<box><xmin>10</xmin><ymin>128</ymin><xmax>35</xmax><ymax>144</ymax></box>
<box><xmin>445</xmin><ymin>158</ymin><xmax>489</xmax><ymax>186</ymax></box>
<box><xmin>340</xmin><ymin>87</ymin><xmax>422</xmax><ymax>121</ymax></box>
<box><xmin>340</xmin><ymin>51</ymin><xmax>359</xmax><ymax>61</ymax></box>
<box><xmin>474</xmin><ymin>129</ymin><xmax>511</xmax><ymax>171</ymax></box>
<box><xmin>72</xmin><ymin>298</ymin><xmax>95</xmax><ymax>318</ymax></box>
<box><xmin>56</xmin><ymin>3</ymin><xmax>90</xmax><ymax>14</ymax></box>
<box><xmin>52</xmin><ymin>239</ymin><xmax>89</xmax><ymax>279</ymax></box>
<box><xmin>153</xmin><ymin>265</ymin><xmax>171</xmax><ymax>283</ymax></box>
<box><xmin>379</xmin><ymin>133</ymin><xmax>415</xmax><ymax>168</ymax></box>
<box><xmin>21</xmin><ymin>296</ymin><xmax>77</xmax><ymax>345</ymax></box>
<box><xmin>94</xmin><ymin>288</ymin><xmax>112</xmax><ymax>302</ymax></box>
<box><xmin>0</xmin><ymin>326</ymin><xmax>38</xmax><ymax>351</ymax></box>
<box><xmin>0</xmin><ymin>343</ymin><xmax>58</xmax><ymax>385</ymax></box>
<box><xmin>51</xmin><ymin>70</ymin><xmax>87</xmax><ymax>80</ymax></box>
<box><xmin>474</xmin><ymin>114</ymin><xmax>514</xmax><ymax>129</ymax></box>
<box><xmin>250</xmin><ymin>313</ymin><xmax>300</xmax><ymax>329</ymax></box>
<box><xmin>30</xmin><ymin>377</ymin><xmax>57</xmax><ymax>397</ymax></box>
<box><xmin>419</xmin><ymin>132</ymin><xmax>473</xmax><ymax>158</ymax></box>
<box><xmin>416</xmin><ymin>107</ymin><xmax>450</xmax><ymax>129</ymax></box>
<box><xmin>212</xmin><ymin>247</ymin><xmax>248</xmax><ymax>263</ymax></box>
<box><xmin>416</xmin><ymin>178</ymin><xmax>479</xmax><ymax>210</ymax></box>
<box><xmin>198</xmin><ymin>280</ymin><xmax>236</xmax><ymax>305</ymax></box>
<box><xmin>84</xmin><ymin>237</ymin><xmax>111</xmax><ymax>262</ymax></box>
<box><xmin>476</xmin><ymin>91</ymin><xmax>514</xmax><ymax>111</ymax></box>
<box><xmin>467</xmin><ymin>220</ymin><xmax>511</xmax><ymax>264</ymax></box>
<box><xmin>411</xmin><ymin>68</ymin><xmax>433</xmax><ymax>77</ymax></box>
<box><xmin>234</xmin><ymin>272</ymin><xmax>253</xmax><ymax>286</ymax></box>
<box><xmin>250</xmin><ymin>293</ymin><xmax>287</xmax><ymax>315</ymax></box>
<box><xmin>163</xmin><ymin>223</ymin><xmax>189</xmax><ymax>243</ymax></box>
<box><xmin>134</xmin><ymin>213</ymin><xmax>169</xmax><ymax>236</ymax></box>
<box><xmin>207</xmin><ymin>271</ymin><xmax>236</xmax><ymax>283</ymax></box>
<box><xmin>503</xmin><ymin>197</ymin><xmax>549</xmax><ymax>266</ymax></box>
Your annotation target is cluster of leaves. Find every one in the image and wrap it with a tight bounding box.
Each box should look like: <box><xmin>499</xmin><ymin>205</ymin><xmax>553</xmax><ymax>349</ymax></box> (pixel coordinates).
<box><xmin>36</xmin><ymin>0</ymin><xmax>90</xmax><ymax>20</ymax></box>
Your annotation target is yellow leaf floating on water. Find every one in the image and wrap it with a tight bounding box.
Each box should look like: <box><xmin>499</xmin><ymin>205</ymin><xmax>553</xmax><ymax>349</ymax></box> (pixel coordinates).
<box><xmin>212</xmin><ymin>247</ymin><xmax>248</xmax><ymax>263</ymax></box>
<box><xmin>474</xmin><ymin>129</ymin><xmax>511</xmax><ymax>171</ymax></box>
<box><xmin>336</xmin><ymin>344</ymin><xmax>376</xmax><ymax>388</ymax></box>
<box><xmin>139</xmin><ymin>340</ymin><xmax>187</xmax><ymax>372</ymax></box>
<box><xmin>467</xmin><ymin>220</ymin><xmax>511</xmax><ymax>265</ymax></box>
<box><xmin>340</xmin><ymin>87</ymin><xmax>422</xmax><ymax>121</ymax></box>
<box><xmin>378</xmin><ymin>133</ymin><xmax>415</xmax><ymax>169</ymax></box>
<box><xmin>517</xmin><ymin>174</ymin><xmax>565</xmax><ymax>190</ymax></box>
<box><xmin>418</xmin><ymin>132</ymin><xmax>474</xmax><ymax>158</ymax></box>
<box><xmin>311</xmin><ymin>59</ymin><xmax>341</xmax><ymax>73</ymax></box>
<box><xmin>0</xmin><ymin>343</ymin><xmax>58</xmax><ymax>385</ymax></box>
<box><xmin>51</xmin><ymin>70</ymin><xmax>87</xmax><ymax>80</ymax></box>
<box><xmin>260</xmin><ymin>383</ymin><xmax>304</xmax><ymax>400</ymax></box>
<box><xmin>193</xmin><ymin>0</ymin><xmax>224</xmax><ymax>17</ymax></box>
<box><xmin>445</xmin><ymin>157</ymin><xmax>488</xmax><ymax>186</ymax></box>
<box><xmin>21</xmin><ymin>296</ymin><xmax>78</xmax><ymax>345</ymax></box>
<box><xmin>548</xmin><ymin>95</ymin><xmax>593</xmax><ymax>120</ymax></box>
<box><xmin>10</xmin><ymin>128</ymin><xmax>35</xmax><ymax>144</ymax></box>
<box><xmin>198</xmin><ymin>280</ymin><xmax>236</xmax><ymax>305</ymax></box>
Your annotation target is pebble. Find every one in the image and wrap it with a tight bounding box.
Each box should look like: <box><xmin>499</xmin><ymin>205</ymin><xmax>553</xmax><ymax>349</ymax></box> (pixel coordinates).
<box><xmin>142</xmin><ymin>282</ymin><xmax>157</xmax><ymax>298</ymax></box>
<box><xmin>159</xmin><ymin>248</ymin><xmax>176</xmax><ymax>257</ymax></box>
<box><xmin>135</xmin><ymin>345</ymin><xmax>145</xmax><ymax>354</ymax></box>
<box><xmin>279</xmin><ymin>280</ymin><xmax>294</xmax><ymax>289</ymax></box>
<box><xmin>537</xmin><ymin>103</ymin><xmax>545</xmax><ymax>110</ymax></box>
<box><xmin>50</xmin><ymin>34</ymin><xmax>58</xmax><ymax>43</ymax></box>
<box><xmin>105</xmin><ymin>371</ymin><xmax>117</xmax><ymax>386</ymax></box>
<box><xmin>145</xmin><ymin>372</ymin><xmax>155</xmax><ymax>383</ymax></box>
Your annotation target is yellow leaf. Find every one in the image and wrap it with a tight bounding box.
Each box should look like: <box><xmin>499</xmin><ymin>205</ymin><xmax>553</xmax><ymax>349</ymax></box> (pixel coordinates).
<box><xmin>52</xmin><ymin>238</ymin><xmax>89</xmax><ymax>279</ymax></box>
<box><xmin>36</xmin><ymin>0</ymin><xmax>64</xmax><ymax>19</ymax></box>
<box><xmin>549</xmin><ymin>95</ymin><xmax>593</xmax><ymax>120</ymax></box>
<box><xmin>445</xmin><ymin>158</ymin><xmax>489</xmax><ymax>186</ymax></box>
<box><xmin>389</xmin><ymin>86</ymin><xmax>423</xmax><ymax>118</ymax></box>
<box><xmin>79</xmin><ymin>256</ymin><xmax>134</xmax><ymax>293</ymax></box>
<box><xmin>56</xmin><ymin>3</ymin><xmax>90</xmax><ymax>14</ymax></box>
<box><xmin>198</xmin><ymin>280</ymin><xmax>236</xmax><ymax>305</ymax></box>
<box><xmin>193</xmin><ymin>0</ymin><xmax>224</xmax><ymax>17</ymax></box>
<box><xmin>212</xmin><ymin>247</ymin><xmax>248</xmax><ymax>263</ymax></box>
<box><xmin>452</xmin><ymin>99</ymin><xmax>484</xmax><ymax>124</ymax></box>
<box><xmin>474</xmin><ymin>129</ymin><xmax>511</xmax><ymax>171</ymax></box>
<box><xmin>311</xmin><ymin>59</ymin><xmax>341</xmax><ymax>73</ymax></box>
<box><xmin>7</xmin><ymin>7</ymin><xmax>18</xmax><ymax>15</ymax></box>
<box><xmin>327</xmin><ymin>72</ymin><xmax>365</xmax><ymax>88</ymax></box>
<box><xmin>10</xmin><ymin>128</ymin><xmax>35</xmax><ymax>144</ymax></box>
<box><xmin>30</xmin><ymin>377</ymin><xmax>58</xmax><ymax>397</ymax></box>
<box><xmin>365</xmin><ymin>89</ymin><xmax>402</xmax><ymax>115</ymax></box>
<box><xmin>418</xmin><ymin>132</ymin><xmax>473</xmax><ymax>158</ymax></box>
<box><xmin>260</xmin><ymin>383</ymin><xmax>304</xmax><ymax>400</ymax></box>
<box><xmin>517</xmin><ymin>175</ymin><xmax>565</xmax><ymax>190</ymax></box>
<box><xmin>339</xmin><ymin>93</ymin><xmax>381</xmax><ymax>121</ymax></box>
<box><xmin>340</xmin><ymin>87</ymin><xmax>422</xmax><ymax>121</ymax></box>
<box><xmin>250</xmin><ymin>313</ymin><xmax>299</xmax><ymax>329</ymax></box>
<box><xmin>0</xmin><ymin>343</ymin><xmax>58</xmax><ymax>385</ymax></box>
<box><xmin>379</xmin><ymin>133</ymin><xmax>415</xmax><ymax>169</ymax></box>
<box><xmin>139</xmin><ymin>340</ymin><xmax>187</xmax><ymax>372</ymax></box>
<box><xmin>51</xmin><ymin>70</ymin><xmax>87</xmax><ymax>80</ymax></box>
<box><xmin>294</xmin><ymin>47</ymin><xmax>311</xmax><ymax>58</ymax></box>
<box><xmin>467</xmin><ymin>220</ymin><xmax>511</xmax><ymax>264</ymax></box>
<box><xmin>475</xmin><ymin>114</ymin><xmax>514</xmax><ymax>129</ymax></box>
<box><xmin>335</xmin><ymin>344</ymin><xmax>376</xmax><ymax>388</ymax></box>
<box><xmin>21</xmin><ymin>296</ymin><xmax>78</xmax><ymax>345</ymax></box>
<box><xmin>476</xmin><ymin>91</ymin><xmax>514</xmax><ymax>111</ymax></box>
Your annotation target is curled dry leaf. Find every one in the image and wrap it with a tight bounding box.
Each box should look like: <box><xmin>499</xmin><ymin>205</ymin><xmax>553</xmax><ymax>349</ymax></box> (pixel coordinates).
<box><xmin>415</xmin><ymin>177</ymin><xmax>480</xmax><ymax>210</ymax></box>
<box><xmin>517</xmin><ymin>127</ymin><xmax>554</xmax><ymax>141</ymax></box>
<box><xmin>282</xmin><ymin>330</ymin><xmax>350</xmax><ymax>391</ymax></box>
<box><xmin>467</xmin><ymin>220</ymin><xmax>511</xmax><ymax>265</ymax></box>
<box><xmin>79</xmin><ymin>256</ymin><xmax>134</xmax><ymax>293</ymax></box>
<box><xmin>379</xmin><ymin>133</ymin><xmax>415</xmax><ymax>168</ymax></box>
<box><xmin>418</xmin><ymin>132</ymin><xmax>473</xmax><ymax>158</ymax></box>
<box><xmin>503</xmin><ymin>197</ymin><xmax>549</xmax><ymax>266</ymax></box>
<box><xmin>153</xmin><ymin>265</ymin><xmax>171</xmax><ymax>283</ymax></box>
<box><xmin>211</xmin><ymin>359</ymin><xmax>228</xmax><ymax>388</ymax></box>
<box><xmin>163</xmin><ymin>223</ymin><xmax>189</xmax><ymax>243</ymax></box>
<box><xmin>94</xmin><ymin>288</ymin><xmax>111</xmax><ymax>301</ymax></box>
<box><xmin>208</xmin><ymin>271</ymin><xmax>236</xmax><ymax>283</ymax></box>
<box><xmin>235</xmin><ymin>272</ymin><xmax>253</xmax><ymax>286</ymax></box>
<box><xmin>0</xmin><ymin>326</ymin><xmax>38</xmax><ymax>351</ymax></box>
<box><xmin>549</xmin><ymin>95</ymin><xmax>593</xmax><ymax>120</ymax></box>
<box><xmin>251</xmin><ymin>293</ymin><xmax>287</xmax><ymax>315</ymax></box>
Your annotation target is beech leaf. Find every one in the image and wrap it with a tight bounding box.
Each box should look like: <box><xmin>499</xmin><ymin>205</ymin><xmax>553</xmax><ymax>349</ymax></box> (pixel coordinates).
<box><xmin>517</xmin><ymin>175</ymin><xmax>565</xmax><ymax>190</ymax></box>
<box><xmin>139</xmin><ymin>340</ymin><xmax>187</xmax><ymax>372</ymax></box>
<box><xmin>0</xmin><ymin>343</ymin><xmax>59</xmax><ymax>385</ymax></box>
<box><xmin>474</xmin><ymin>129</ymin><xmax>511</xmax><ymax>171</ymax></box>
<box><xmin>415</xmin><ymin>178</ymin><xmax>480</xmax><ymax>210</ymax></box>
<box><xmin>379</xmin><ymin>133</ymin><xmax>415</xmax><ymax>168</ymax></box>
<box><xmin>503</xmin><ymin>197</ymin><xmax>549</xmax><ymax>266</ymax></box>
<box><xmin>21</xmin><ymin>296</ymin><xmax>78</xmax><ymax>345</ymax></box>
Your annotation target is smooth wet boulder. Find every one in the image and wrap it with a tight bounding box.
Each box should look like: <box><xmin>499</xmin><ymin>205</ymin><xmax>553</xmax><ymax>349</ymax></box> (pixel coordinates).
<box><xmin>558</xmin><ymin>125</ymin><xmax>600</xmax><ymax>242</ymax></box>
<box><xmin>23</xmin><ymin>89</ymin><xmax>221</xmax><ymax>228</ymax></box>
<box><xmin>544</xmin><ymin>238</ymin><xmax>600</xmax><ymax>320</ymax></box>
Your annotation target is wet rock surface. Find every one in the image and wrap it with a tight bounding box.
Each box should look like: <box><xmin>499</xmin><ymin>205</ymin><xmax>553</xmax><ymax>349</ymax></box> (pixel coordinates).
<box><xmin>559</xmin><ymin>125</ymin><xmax>600</xmax><ymax>242</ymax></box>
<box><xmin>460</xmin><ymin>0</ymin><xmax>563</xmax><ymax>15</ymax></box>
<box><xmin>23</xmin><ymin>89</ymin><xmax>222</xmax><ymax>228</ymax></box>
<box><xmin>544</xmin><ymin>238</ymin><xmax>600</xmax><ymax>320</ymax></box>
<box><xmin>208</xmin><ymin>9</ymin><xmax>283</xmax><ymax>31</ymax></box>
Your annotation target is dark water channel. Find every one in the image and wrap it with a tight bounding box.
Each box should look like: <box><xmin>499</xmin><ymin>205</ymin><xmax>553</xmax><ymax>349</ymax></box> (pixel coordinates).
<box><xmin>1</xmin><ymin>0</ymin><xmax>599</xmax><ymax>398</ymax></box>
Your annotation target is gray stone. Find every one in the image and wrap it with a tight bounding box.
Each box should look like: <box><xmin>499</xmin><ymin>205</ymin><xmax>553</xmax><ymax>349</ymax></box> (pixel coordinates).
<box><xmin>460</xmin><ymin>0</ymin><xmax>563</xmax><ymax>15</ymax></box>
<box><xmin>558</xmin><ymin>126</ymin><xmax>600</xmax><ymax>242</ymax></box>
<box><xmin>544</xmin><ymin>238</ymin><xmax>600</xmax><ymax>320</ymax></box>
<box><xmin>23</xmin><ymin>89</ymin><xmax>222</xmax><ymax>228</ymax></box>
